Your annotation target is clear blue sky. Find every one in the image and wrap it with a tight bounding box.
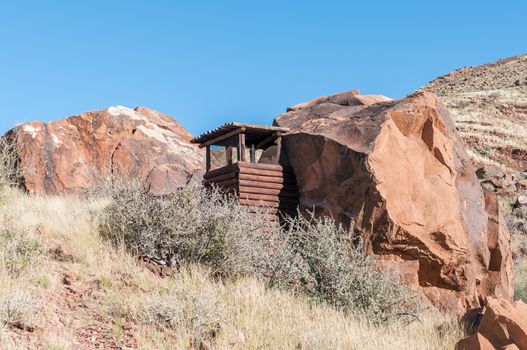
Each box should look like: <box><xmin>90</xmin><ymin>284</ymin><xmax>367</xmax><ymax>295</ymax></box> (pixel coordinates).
<box><xmin>1</xmin><ymin>1</ymin><xmax>525</xmax><ymax>136</ymax></box>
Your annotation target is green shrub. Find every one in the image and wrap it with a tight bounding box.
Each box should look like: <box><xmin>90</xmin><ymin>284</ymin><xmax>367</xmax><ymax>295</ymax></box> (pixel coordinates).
<box><xmin>98</xmin><ymin>178</ymin><xmax>280</xmax><ymax>277</ymax></box>
<box><xmin>277</xmin><ymin>214</ymin><xmax>422</xmax><ymax>323</ymax></box>
<box><xmin>501</xmin><ymin>191</ymin><xmax>527</xmax><ymax>301</ymax></box>
<box><xmin>0</xmin><ymin>225</ymin><xmax>45</xmax><ymax>277</ymax></box>
<box><xmin>506</xmin><ymin>204</ymin><xmax>527</xmax><ymax>238</ymax></box>
<box><xmin>512</xmin><ymin>233</ymin><xmax>527</xmax><ymax>301</ymax></box>
<box><xmin>99</xmin><ymin>180</ymin><xmax>422</xmax><ymax>323</ymax></box>
<box><xmin>0</xmin><ymin>281</ymin><xmax>38</xmax><ymax>329</ymax></box>
<box><xmin>0</xmin><ymin>134</ymin><xmax>22</xmax><ymax>192</ymax></box>
<box><xmin>515</xmin><ymin>258</ymin><xmax>527</xmax><ymax>301</ymax></box>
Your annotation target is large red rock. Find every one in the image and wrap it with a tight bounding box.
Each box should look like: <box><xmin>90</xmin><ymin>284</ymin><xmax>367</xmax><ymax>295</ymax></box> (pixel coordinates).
<box><xmin>457</xmin><ymin>298</ymin><xmax>527</xmax><ymax>350</ymax></box>
<box><xmin>478</xmin><ymin>298</ymin><xmax>527</xmax><ymax>349</ymax></box>
<box><xmin>455</xmin><ymin>333</ymin><xmax>495</xmax><ymax>350</ymax></box>
<box><xmin>7</xmin><ymin>106</ymin><xmax>203</xmax><ymax>194</ymax></box>
<box><xmin>274</xmin><ymin>90</ymin><xmax>513</xmax><ymax>315</ymax></box>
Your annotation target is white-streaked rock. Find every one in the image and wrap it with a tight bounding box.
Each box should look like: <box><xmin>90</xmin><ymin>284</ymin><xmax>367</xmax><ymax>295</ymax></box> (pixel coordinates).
<box><xmin>8</xmin><ymin>106</ymin><xmax>204</xmax><ymax>194</ymax></box>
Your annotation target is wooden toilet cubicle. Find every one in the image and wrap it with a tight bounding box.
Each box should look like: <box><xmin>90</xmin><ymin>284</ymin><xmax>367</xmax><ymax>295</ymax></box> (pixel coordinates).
<box><xmin>190</xmin><ymin>123</ymin><xmax>299</xmax><ymax>218</ymax></box>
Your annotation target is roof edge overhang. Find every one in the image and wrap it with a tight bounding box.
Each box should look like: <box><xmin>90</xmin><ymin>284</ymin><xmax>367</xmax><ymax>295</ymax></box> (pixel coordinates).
<box><xmin>191</xmin><ymin>122</ymin><xmax>290</xmax><ymax>144</ymax></box>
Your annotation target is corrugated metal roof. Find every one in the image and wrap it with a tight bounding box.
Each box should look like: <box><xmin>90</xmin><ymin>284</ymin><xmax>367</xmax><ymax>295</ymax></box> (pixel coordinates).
<box><xmin>191</xmin><ymin>122</ymin><xmax>289</xmax><ymax>144</ymax></box>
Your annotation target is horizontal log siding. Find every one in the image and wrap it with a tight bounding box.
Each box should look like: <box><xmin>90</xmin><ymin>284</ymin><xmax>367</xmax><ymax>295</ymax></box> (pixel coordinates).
<box><xmin>238</xmin><ymin>164</ymin><xmax>298</xmax><ymax>212</ymax></box>
<box><xmin>238</xmin><ymin>186</ymin><xmax>298</xmax><ymax>197</ymax></box>
<box><xmin>204</xmin><ymin>162</ymin><xmax>299</xmax><ymax>215</ymax></box>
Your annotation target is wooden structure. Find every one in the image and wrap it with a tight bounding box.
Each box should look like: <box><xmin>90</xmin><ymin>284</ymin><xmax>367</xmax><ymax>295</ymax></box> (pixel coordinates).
<box><xmin>191</xmin><ymin>123</ymin><xmax>299</xmax><ymax>217</ymax></box>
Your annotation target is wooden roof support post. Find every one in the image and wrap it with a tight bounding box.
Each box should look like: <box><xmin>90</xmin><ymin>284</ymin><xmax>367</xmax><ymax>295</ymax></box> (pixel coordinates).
<box><xmin>206</xmin><ymin>145</ymin><xmax>211</xmax><ymax>172</ymax></box>
<box><xmin>275</xmin><ymin>135</ymin><xmax>282</xmax><ymax>160</ymax></box>
<box><xmin>238</xmin><ymin>133</ymin><xmax>246</xmax><ymax>162</ymax></box>
<box><xmin>226</xmin><ymin>145</ymin><xmax>233</xmax><ymax>165</ymax></box>
<box><xmin>250</xmin><ymin>144</ymin><xmax>256</xmax><ymax>163</ymax></box>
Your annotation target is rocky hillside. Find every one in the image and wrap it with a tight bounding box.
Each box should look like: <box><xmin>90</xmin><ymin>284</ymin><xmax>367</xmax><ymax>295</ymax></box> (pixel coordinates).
<box><xmin>0</xmin><ymin>188</ymin><xmax>464</xmax><ymax>349</ymax></box>
<box><xmin>421</xmin><ymin>54</ymin><xmax>527</xmax><ymax>174</ymax></box>
<box><xmin>6</xmin><ymin>106</ymin><xmax>204</xmax><ymax>195</ymax></box>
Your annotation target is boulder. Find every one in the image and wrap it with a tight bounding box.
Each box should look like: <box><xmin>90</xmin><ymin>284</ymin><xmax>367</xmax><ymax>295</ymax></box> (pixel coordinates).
<box><xmin>515</xmin><ymin>195</ymin><xmax>527</xmax><ymax>208</ymax></box>
<box><xmin>6</xmin><ymin>106</ymin><xmax>203</xmax><ymax>194</ymax></box>
<box><xmin>503</xmin><ymin>345</ymin><xmax>521</xmax><ymax>350</ymax></box>
<box><xmin>274</xmin><ymin>91</ymin><xmax>513</xmax><ymax>315</ymax></box>
<box><xmin>455</xmin><ymin>333</ymin><xmax>495</xmax><ymax>350</ymax></box>
<box><xmin>457</xmin><ymin>298</ymin><xmax>527</xmax><ymax>350</ymax></box>
<box><xmin>477</xmin><ymin>298</ymin><xmax>527</xmax><ymax>350</ymax></box>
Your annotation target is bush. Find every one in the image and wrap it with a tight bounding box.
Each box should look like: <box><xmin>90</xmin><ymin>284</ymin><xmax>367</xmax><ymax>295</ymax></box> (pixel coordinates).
<box><xmin>512</xmin><ymin>231</ymin><xmax>527</xmax><ymax>301</ymax></box>
<box><xmin>0</xmin><ymin>204</ymin><xmax>44</xmax><ymax>277</ymax></box>
<box><xmin>0</xmin><ymin>284</ymin><xmax>38</xmax><ymax>329</ymax></box>
<box><xmin>99</xmin><ymin>180</ymin><xmax>422</xmax><ymax>323</ymax></box>
<box><xmin>506</xmin><ymin>202</ymin><xmax>527</xmax><ymax>238</ymax></box>
<box><xmin>280</xmin><ymin>214</ymin><xmax>422</xmax><ymax>322</ymax></box>
<box><xmin>502</xmin><ymin>192</ymin><xmax>527</xmax><ymax>301</ymax></box>
<box><xmin>0</xmin><ymin>134</ymin><xmax>22</xmax><ymax>191</ymax></box>
<box><xmin>98</xmin><ymin>178</ymin><xmax>281</xmax><ymax>277</ymax></box>
<box><xmin>515</xmin><ymin>258</ymin><xmax>527</xmax><ymax>301</ymax></box>
<box><xmin>0</xmin><ymin>224</ymin><xmax>44</xmax><ymax>277</ymax></box>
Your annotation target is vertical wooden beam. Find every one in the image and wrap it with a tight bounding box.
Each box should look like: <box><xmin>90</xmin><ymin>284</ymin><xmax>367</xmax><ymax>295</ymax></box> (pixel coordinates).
<box><xmin>250</xmin><ymin>144</ymin><xmax>256</xmax><ymax>163</ymax></box>
<box><xmin>238</xmin><ymin>133</ymin><xmax>246</xmax><ymax>162</ymax></box>
<box><xmin>275</xmin><ymin>136</ymin><xmax>282</xmax><ymax>162</ymax></box>
<box><xmin>206</xmin><ymin>145</ymin><xmax>211</xmax><ymax>172</ymax></box>
<box><xmin>226</xmin><ymin>145</ymin><xmax>233</xmax><ymax>165</ymax></box>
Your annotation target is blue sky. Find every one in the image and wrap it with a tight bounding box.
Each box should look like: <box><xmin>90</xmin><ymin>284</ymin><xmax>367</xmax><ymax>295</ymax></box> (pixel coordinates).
<box><xmin>0</xmin><ymin>1</ymin><xmax>525</xmax><ymax>136</ymax></box>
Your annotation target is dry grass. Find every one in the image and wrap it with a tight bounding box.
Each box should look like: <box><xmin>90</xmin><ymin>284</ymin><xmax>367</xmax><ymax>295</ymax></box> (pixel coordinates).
<box><xmin>105</xmin><ymin>266</ymin><xmax>461</xmax><ymax>350</ymax></box>
<box><xmin>0</xmin><ymin>188</ymin><xmax>462</xmax><ymax>349</ymax></box>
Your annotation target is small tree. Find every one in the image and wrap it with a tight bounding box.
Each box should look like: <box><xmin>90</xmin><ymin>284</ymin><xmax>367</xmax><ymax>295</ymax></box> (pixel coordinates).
<box><xmin>0</xmin><ymin>133</ymin><xmax>22</xmax><ymax>191</ymax></box>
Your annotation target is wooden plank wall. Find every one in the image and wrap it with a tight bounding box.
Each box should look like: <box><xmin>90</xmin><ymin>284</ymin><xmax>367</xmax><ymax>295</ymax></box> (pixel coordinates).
<box><xmin>203</xmin><ymin>162</ymin><xmax>299</xmax><ymax>217</ymax></box>
<box><xmin>203</xmin><ymin>163</ymin><xmax>239</xmax><ymax>191</ymax></box>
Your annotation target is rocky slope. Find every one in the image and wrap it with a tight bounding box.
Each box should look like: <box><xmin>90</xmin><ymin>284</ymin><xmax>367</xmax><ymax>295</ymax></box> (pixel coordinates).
<box><xmin>274</xmin><ymin>90</ymin><xmax>512</xmax><ymax>316</ymax></box>
<box><xmin>421</xmin><ymin>54</ymin><xmax>527</xmax><ymax>182</ymax></box>
<box><xmin>0</xmin><ymin>190</ymin><xmax>463</xmax><ymax>350</ymax></box>
<box><xmin>6</xmin><ymin>106</ymin><xmax>204</xmax><ymax>194</ymax></box>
